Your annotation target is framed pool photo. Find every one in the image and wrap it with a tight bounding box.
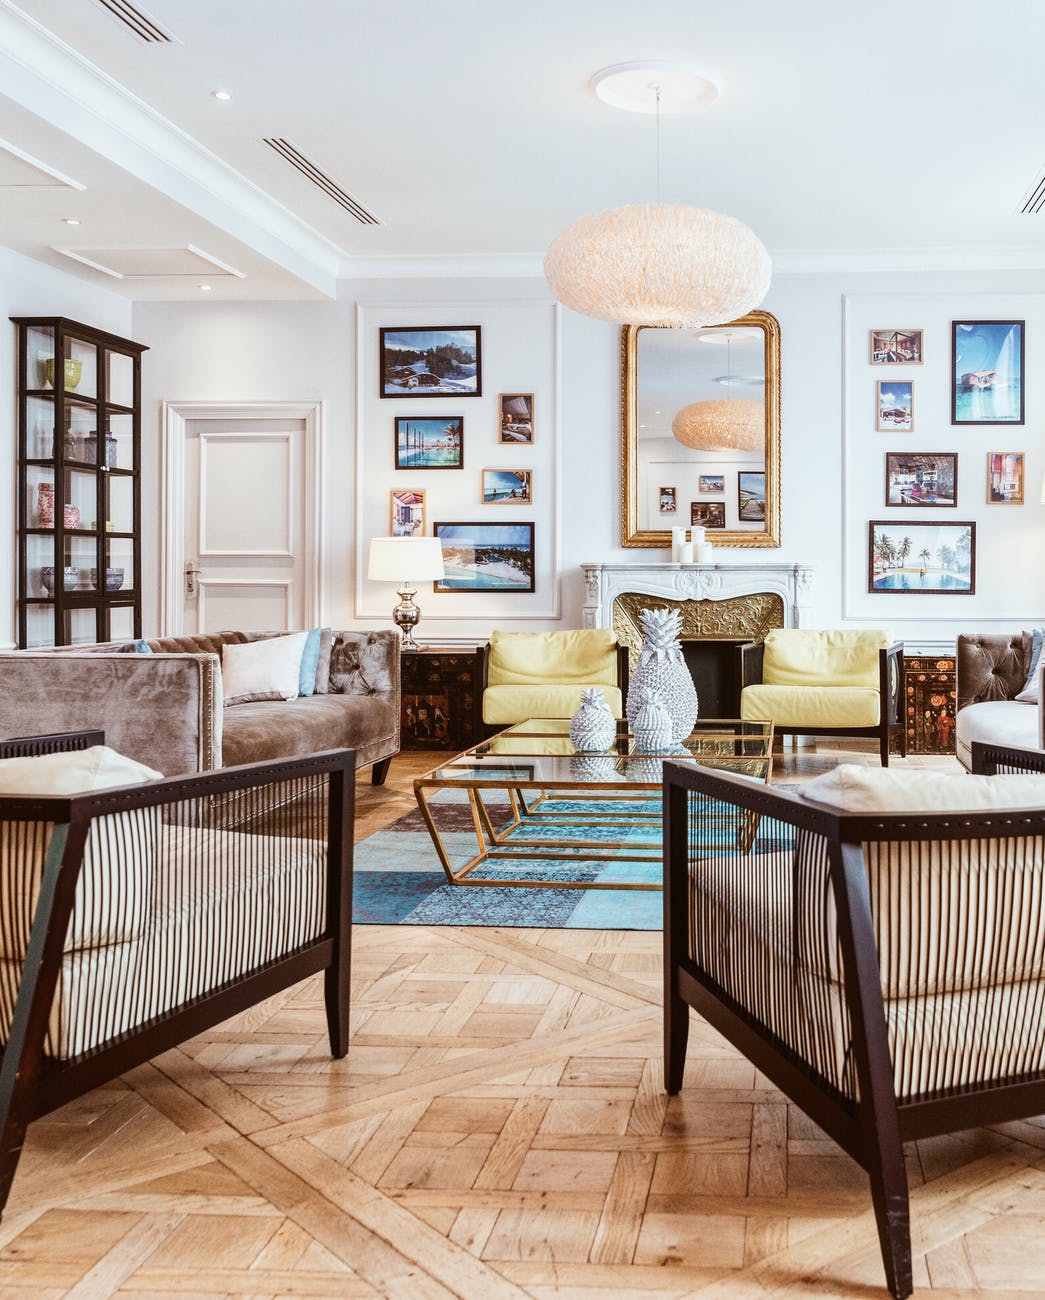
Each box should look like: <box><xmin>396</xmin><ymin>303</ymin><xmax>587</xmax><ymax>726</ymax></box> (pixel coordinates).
<box><xmin>395</xmin><ymin>416</ymin><xmax>463</xmax><ymax>469</ymax></box>
<box><xmin>868</xmin><ymin>520</ymin><xmax>975</xmax><ymax>594</ymax></box>
<box><xmin>433</xmin><ymin>522</ymin><xmax>535</xmax><ymax>592</ymax></box>
<box><xmin>952</xmin><ymin>320</ymin><xmax>1024</xmax><ymax>424</ymax></box>
<box><xmin>380</xmin><ymin>326</ymin><xmax>482</xmax><ymax>398</ymax></box>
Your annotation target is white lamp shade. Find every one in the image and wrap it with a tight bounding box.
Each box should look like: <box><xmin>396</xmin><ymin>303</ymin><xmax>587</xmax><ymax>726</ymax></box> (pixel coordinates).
<box><xmin>368</xmin><ymin>536</ymin><xmax>445</xmax><ymax>582</ymax></box>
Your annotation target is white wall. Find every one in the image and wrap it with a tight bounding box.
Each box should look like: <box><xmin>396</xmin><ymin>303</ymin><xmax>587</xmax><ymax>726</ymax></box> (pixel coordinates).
<box><xmin>0</xmin><ymin>247</ymin><xmax>132</xmax><ymax>647</ymax></box>
<box><xmin>130</xmin><ymin>264</ymin><xmax>1045</xmax><ymax>644</ymax></box>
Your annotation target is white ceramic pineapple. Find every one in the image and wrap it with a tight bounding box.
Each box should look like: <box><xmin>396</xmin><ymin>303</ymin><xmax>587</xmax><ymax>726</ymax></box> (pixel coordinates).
<box><xmin>626</xmin><ymin>607</ymin><xmax>698</xmax><ymax>742</ymax></box>
<box><xmin>569</xmin><ymin>686</ymin><xmax>617</xmax><ymax>752</ymax></box>
<box><xmin>631</xmin><ymin>685</ymin><xmax>674</xmax><ymax>752</ymax></box>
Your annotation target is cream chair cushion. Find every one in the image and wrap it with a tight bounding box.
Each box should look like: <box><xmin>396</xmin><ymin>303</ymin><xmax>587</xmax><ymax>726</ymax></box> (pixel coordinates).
<box><xmin>484</xmin><ymin>629</ymin><xmax>622</xmax><ymax>724</ymax></box>
<box><xmin>799</xmin><ymin>762</ymin><xmax>1045</xmax><ymax>812</ymax></box>
<box><xmin>955</xmin><ymin>699</ymin><xmax>1040</xmax><ymax>770</ymax></box>
<box><xmin>483</xmin><ymin>683</ymin><xmax>623</xmax><ymax>725</ymax></box>
<box><xmin>761</xmin><ymin>628</ymin><xmax>891</xmax><ymax>687</ymax></box>
<box><xmin>741</xmin><ymin>684</ymin><xmax>880</xmax><ymax>727</ymax></box>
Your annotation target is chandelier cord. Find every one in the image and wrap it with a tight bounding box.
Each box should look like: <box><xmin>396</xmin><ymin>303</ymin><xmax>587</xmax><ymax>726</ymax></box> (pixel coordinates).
<box><xmin>654</xmin><ymin>84</ymin><xmax>661</xmax><ymax>201</ymax></box>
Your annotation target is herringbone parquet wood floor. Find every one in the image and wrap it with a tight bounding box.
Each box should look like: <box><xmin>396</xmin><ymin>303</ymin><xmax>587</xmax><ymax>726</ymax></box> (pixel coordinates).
<box><xmin>6</xmin><ymin>744</ymin><xmax>1043</xmax><ymax>1299</ymax></box>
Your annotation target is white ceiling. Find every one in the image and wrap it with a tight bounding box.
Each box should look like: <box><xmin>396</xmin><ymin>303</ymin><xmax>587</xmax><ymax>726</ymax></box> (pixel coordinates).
<box><xmin>3</xmin><ymin>0</ymin><xmax>1045</xmax><ymax>299</ymax></box>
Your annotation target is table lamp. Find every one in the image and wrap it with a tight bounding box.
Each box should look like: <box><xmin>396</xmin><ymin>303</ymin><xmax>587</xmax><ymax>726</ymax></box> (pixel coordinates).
<box><xmin>367</xmin><ymin>536</ymin><xmax>445</xmax><ymax>651</ymax></box>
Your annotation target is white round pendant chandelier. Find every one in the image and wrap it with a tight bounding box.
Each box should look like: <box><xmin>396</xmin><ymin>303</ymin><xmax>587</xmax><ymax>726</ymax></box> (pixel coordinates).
<box><xmin>543</xmin><ymin>62</ymin><xmax>771</xmax><ymax>329</ymax></box>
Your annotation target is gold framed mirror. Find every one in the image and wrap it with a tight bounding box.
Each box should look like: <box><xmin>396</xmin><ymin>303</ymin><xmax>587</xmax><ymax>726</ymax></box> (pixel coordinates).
<box><xmin>621</xmin><ymin>309</ymin><xmax>781</xmax><ymax>547</ymax></box>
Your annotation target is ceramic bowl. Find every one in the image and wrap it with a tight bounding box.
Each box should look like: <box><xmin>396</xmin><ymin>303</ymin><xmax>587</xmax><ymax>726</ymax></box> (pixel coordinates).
<box><xmin>43</xmin><ymin>358</ymin><xmax>82</xmax><ymax>391</ymax></box>
<box><xmin>90</xmin><ymin>567</ymin><xmax>125</xmax><ymax>591</ymax></box>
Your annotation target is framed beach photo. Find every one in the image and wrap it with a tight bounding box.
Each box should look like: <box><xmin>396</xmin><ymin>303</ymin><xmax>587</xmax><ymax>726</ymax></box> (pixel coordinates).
<box><xmin>868</xmin><ymin>520</ymin><xmax>975</xmax><ymax>594</ymax></box>
<box><xmin>690</xmin><ymin>501</ymin><xmax>725</xmax><ymax>529</ymax></box>
<box><xmin>499</xmin><ymin>393</ymin><xmax>534</xmax><ymax>443</ymax></box>
<box><xmin>395</xmin><ymin>416</ymin><xmax>463</xmax><ymax>469</ymax></box>
<box><xmin>876</xmin><ymin>380</ymin><xmax>913</xmax><ymax>432</ymax></box>
<box><xmin>380</xmin><ymin>326</ymin><xmax>482</xmax><ymax>398</ymax></box>
<box><xmin>885</xmin><ymin>453</ymin><xmax>957</xmax><ymax>507</ymax></box>
<box><xmin>390</xmin><ymin>488</ymin><xmax>425</xmax><ymax>535</ymax></box>
<box><xmin>987</xmin><ymin>452</ymin><xmax>1025</xmax><ymax>504</ymax></box>
<box><xmin>482</xmin><ymin>468</ymin><xmax>532</xmax><ymax>504</ymax></box>
<box><xmin>952</xmin><ymin>320</ymin><xmax>1024</xmax><ymax>424</ymax></box>
<box><xmin>870</xmin><ymin>329</ymin><xmax>923</xmax><ymax>364</ymax></box>
<box><xmin>698</xmin><ymin>475</ymin><xmax>724</xmax><ymax>494</ymax></box>
<box><xmin>659</xmin><ymin>486</ymin><xmax>677</xmax><ymax>512</ymax></box>
<box><xmin>433</xmin><ymin>522</ymin><xmax>535</xmax><ymax>592</ymax></box>
<box><xmin>738</xmin><ymin>471</ymin><xmax>766</xmax><ymax>522</ymax></box>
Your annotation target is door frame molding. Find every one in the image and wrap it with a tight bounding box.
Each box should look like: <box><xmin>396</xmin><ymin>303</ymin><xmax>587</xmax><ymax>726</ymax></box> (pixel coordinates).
<box><xmin>160</xmin><ymin>400</ymin><xmax>325</xmax><ymax>636</ymax></box>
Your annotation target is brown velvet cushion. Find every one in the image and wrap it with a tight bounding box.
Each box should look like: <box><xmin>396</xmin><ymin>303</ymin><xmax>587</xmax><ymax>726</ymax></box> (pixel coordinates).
<box><xmin>221</xmin><ymin>694</ymin><xmax>397</xmax><ymax>769</ymax></box>
<box><xmin>329</xmin><ymin>633</ymin><xmax>395</xmax><ymax>696</ymax></box>
<box><xmin>956</xmin><ymin>633</ymin><xmax>1031</xmax><ymax>710</ymax></box>
<box><xmin>146</xmin><ymin>631</ymin><xmax>251</xmax><ymax>655</ymax></box>
<box><xmin>314</xmin><ymin>628</ymin><xmax>335</xmax><ymax>694</ymax></box>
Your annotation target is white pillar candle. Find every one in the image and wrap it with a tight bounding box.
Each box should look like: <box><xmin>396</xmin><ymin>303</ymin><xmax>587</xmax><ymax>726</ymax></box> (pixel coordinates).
<box><xmin>690</xmin><ymin>525</ymin><xmax>706</xmax><ymax>547</ymax></box>
<box><xmin>680</xmin><ymin>539</ymin><xmax>695</xmax><ymax>563</ymax></box>
<box><xmin>671</xmin><ymin>526</ymin><xmax>686</xmax><ymax>562</ymax></box>
<box><xmin>697</xmin><ymin>541</ymin><xmax>715</xmax><ymax>564</ymax></box>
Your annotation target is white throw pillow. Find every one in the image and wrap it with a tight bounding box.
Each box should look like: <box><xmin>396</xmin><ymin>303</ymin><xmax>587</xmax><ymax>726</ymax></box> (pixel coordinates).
<box><xmin>799</xmin><ymin>763</ymin><xmax>1045</xmax><ymax>812</ymax></box>
<box><xmin>1015</xmin><ymin>657</ymin><xmax>1045</xmax><ymax>703</ymax></box>
<box><xmin>0</xmin><ymin>745</ymin><xmax>163</xmax><ymax>955</ymax></box>
<box><xmin>221</xmin><ymin>631</ymin><xmax>309</xmax><ymax>706</ymax></box>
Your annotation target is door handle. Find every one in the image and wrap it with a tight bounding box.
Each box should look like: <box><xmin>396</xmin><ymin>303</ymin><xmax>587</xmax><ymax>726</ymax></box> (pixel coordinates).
<box><xmin>185</xmin><ymin>559</ymin><xmax>201</xmax><ymax>595</ymax></box>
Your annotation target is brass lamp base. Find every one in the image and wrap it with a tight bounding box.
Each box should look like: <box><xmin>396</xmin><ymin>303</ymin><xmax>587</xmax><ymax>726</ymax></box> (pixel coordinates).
<box><xmin>392</xmin><ymin>585</ymin><xmax>425</xmax><ymax>651</ymax></box>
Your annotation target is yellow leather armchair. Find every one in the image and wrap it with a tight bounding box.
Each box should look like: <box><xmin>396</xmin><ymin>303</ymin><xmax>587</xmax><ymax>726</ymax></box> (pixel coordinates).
<box><xmin>739</xmin><ymin>628</ymin><xmax>905</xmax><ymax>765</ymax></box>
<box><xmin>479</xmin><ymin>629</ymin><xmax>628</xmax><ymax>733</ymax></box>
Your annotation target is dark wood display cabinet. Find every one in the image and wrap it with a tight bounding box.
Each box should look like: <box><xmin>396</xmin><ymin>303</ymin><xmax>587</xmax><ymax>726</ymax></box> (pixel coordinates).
<box><xmin>400</xmin><ymin>646</ymin><xmax>482</xmax><ymax>749</ymax></box>
<box><xmin>12</xmin><ymin>317</ymin><xmax>147</xmax><ymax>647</ymax></box>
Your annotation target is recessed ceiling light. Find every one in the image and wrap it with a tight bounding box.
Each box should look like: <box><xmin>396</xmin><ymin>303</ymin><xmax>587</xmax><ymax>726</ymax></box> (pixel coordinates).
<box><xmin>62</xmin><ymin>217</ymin><xmax>80</xmax><ymax>225</ymax></box>
<box><xmin>211</xmin><ymin>89</ymin><xmax>232</xmax><ymax>101</ymax></box>
<box><xmin>197</xmin><ymin>283</ymin><xmax>213</xmax><ymax>291</ymax></box>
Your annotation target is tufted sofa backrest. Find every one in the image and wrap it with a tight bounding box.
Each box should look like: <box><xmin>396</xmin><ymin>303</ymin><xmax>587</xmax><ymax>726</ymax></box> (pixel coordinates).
<box><xmin>955</xmin><ymin>633</ymin><xmax>1031</xmax><ymax>710</ymax></box>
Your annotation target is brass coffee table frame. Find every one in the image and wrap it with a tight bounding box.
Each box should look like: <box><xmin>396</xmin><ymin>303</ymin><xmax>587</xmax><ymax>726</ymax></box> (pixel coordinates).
<box><xmin>413</xmin><ymin>718</ymin><xmax>773</xmax><ymax>888</ymax></box>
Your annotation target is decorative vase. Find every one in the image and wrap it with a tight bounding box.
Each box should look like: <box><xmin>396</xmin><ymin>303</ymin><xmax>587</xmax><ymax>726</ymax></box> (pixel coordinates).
<box><xmin>569</xmin><ymin>687</ymin><xmax>617</xmax><ymax>752</ymax></box>
<box><xmin>39</xmin><ymin>566</ymin><xmax>54</xmax><ymax>596</ymax></box>
<box><xmin>626</xmin><ymin>607</ymin><xmax>699</xmax><ymax>743</ymax></box>
<box><xmin>83</xmin><ymin>431</ymin><xmax>118</xmax><ymax>467</ymax></box>
<box><xmin>36</xmin><ymin>482</ymin><xmax>54</xmax><ymax>527</ymax></box>
<box><xmin>631</xmin><ymin>686</ymin><xmax>674</xmax><ymax>753</ymax></box>
<box><xmin>63</xmin><ymin>504</ymin><xmax>80</xmax><ymax>530</ymax></box>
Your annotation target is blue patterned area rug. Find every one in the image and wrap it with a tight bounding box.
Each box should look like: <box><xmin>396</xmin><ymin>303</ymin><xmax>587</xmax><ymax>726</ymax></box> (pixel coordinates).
<box><xmin>352</xmin><ymin>789</ymin><xmax>792</xmax><ymax>930</ymax></box>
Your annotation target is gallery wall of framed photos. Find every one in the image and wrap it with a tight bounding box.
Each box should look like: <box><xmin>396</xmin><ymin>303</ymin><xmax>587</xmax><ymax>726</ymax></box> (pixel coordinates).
<box><xmin>354</xmin><ymin>299</ymin><xmax>561</xmax><ymax>622</ymax></box>
<box><xmin>843</xmin><ymin>292</ymin><xmax>1045</xmax><ymax>624</ymax></box>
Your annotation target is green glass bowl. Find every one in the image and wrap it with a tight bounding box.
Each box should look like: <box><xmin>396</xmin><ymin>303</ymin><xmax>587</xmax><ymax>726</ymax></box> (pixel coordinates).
<box><xmin>42</xmin><ymin>358</ymin><xmax>83</xmax><ymax>391</ymax></box>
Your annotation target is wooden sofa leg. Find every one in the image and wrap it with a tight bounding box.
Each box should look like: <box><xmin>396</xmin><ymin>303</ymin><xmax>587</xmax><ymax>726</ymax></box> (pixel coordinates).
<box><xmin>370</xmin><ymin>756</ymin><xmax>392</xmax><ymax>786</ymax></box>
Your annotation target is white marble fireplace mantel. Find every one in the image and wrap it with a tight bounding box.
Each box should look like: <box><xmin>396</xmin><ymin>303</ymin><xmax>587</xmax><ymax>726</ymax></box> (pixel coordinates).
<box><xmin>580</xmin><ymin>562</ymin><xmax>815</xmax><ymax>630</ymax></box>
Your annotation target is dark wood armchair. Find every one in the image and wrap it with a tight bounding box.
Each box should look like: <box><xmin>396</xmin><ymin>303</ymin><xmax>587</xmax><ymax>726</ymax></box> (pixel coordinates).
<box><xmin>0</xmin><ymin>730</ymin><xmax>353</xmax><ymax>1219</ymax></box>
<box><xmin>663</xmin><ymin>742</ymin><xmax>1045</xmax><ymax>1298</ymax></box>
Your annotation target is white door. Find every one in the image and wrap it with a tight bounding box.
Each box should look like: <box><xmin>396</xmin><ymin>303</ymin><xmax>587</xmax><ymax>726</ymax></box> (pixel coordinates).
<box><xmin>161</xmin><ymin>402</ymin><xmax>323</xmax><ymax>635</ymax></box>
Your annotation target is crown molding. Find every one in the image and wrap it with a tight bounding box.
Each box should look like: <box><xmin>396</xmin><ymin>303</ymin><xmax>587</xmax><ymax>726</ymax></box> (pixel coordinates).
<box><xmin>0</xmin><ymin>0</ymin><xmax>346</xmax><ymax>296</ymax></box>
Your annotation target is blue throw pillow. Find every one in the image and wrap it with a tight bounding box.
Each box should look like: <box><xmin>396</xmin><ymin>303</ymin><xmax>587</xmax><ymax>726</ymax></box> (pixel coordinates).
<box><xmin>1023</xmin><ymin>628</ymin><xmax>1045</xmax><ymax>695</ymax></box>
<box><xmin>134</xmin><ymin>639</ymin><xmax>153</xmax><ymax>654</ymax></box>
<box><xmin>298</xmin><ymin>627</ymin><xmax>322</xmax><ymax>697</ymax></box>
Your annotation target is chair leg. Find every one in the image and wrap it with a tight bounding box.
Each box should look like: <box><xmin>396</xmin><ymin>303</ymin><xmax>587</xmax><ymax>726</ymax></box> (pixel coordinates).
<box><xmin>370</xmin><ymin>756</ymin><xmax>392</xmax><ymax>786</ymax></box>
<box><xmin>867</xmin><ymin>1142</ymin><xmax>914</xmax><ymax>1299</ymax></box>
<box><xmin>324</xmin><ymin>947</ymin><xmax>351</xmax><ymax>1059</ymax></box>
<box><xmin>879</xmin><ymin>728</ymin><xmax>890</xmax><ymax>767</ymax></box>
<box><xmin>664</xmin><ymin>982</ymin><xmax>690</xmax><ymax>1095</ymax></box>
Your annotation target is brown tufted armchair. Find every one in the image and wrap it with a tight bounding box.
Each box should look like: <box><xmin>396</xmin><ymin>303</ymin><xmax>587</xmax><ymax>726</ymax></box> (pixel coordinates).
<box><xmin>955</xmin><ymin>632</ymin><xmax>1043</xmax><ymax>768</ymax></box>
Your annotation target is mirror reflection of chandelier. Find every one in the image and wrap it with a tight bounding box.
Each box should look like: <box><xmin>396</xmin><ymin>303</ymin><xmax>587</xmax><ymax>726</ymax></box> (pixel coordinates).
<box><xmin>543</xmin><ymin>62</ymin><xmax>771</xmax><ymax>329</ymax></box>
<box><xmin>672</xmin><ymin>334</ymin><xmax>764</xmax><ymax>450</ymax></box>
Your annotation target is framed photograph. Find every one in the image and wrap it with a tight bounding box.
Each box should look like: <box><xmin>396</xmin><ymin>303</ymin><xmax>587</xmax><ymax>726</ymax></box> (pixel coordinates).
<box><xmin>952</xmin><ymin>320</ymin><xmax>1024</xmax><ymax>424</ymax></box>
<box><xmin>987</xmin><ymin>451</ymin><xmax>1025</xmax><ymax>504</ymax></box>
<box><xmin>395</xmin><ymin>416</ymin><xmax>463</xmax><ymax>469</ymax></box>
<box><xmin>390</xmin><ymin>488</ymin><xmax>425</xmax><ymax>535</ymax></box>
<box><xmin>870</xmin><ymin>329</ymin><xmax>923</xmax><ymax>364</ymax></box>
<box><xmin>885</xmin><ymin>453</ymin><xmax>957</xmax><ymax>507</ymax></box>
<box><xmin>483</xmin><ymin>468</ymin><xmax>532</xmax><ymax>504</ymax></box>
<box><xmin>868</xmin><ymin>520</ymin><xmax>975</xmax><ymax>594</ymax></box>
<box><xmin>738</xmin><ymin>471</ymin><xmax>766</xmax><ymax>522</ymax></box>
<box><xmin>658</xmin><ymin>486</ymin><xmax>677</xmax><ymax>513</ymax></box>
<box><xmin>698</xmin><ymin>475</ymin><xmax>724</xmax><ymax>493</ymax></box>
<box><xmin>380</xmin><ymin>326</ymin><xmax>481</xmax><ymax>398</ymax></box>
<box><xmin>690</xmin><ymin>501</ymin><xmax>725</xmax><ymax>529</ymax></box>
<box><xmin>876</xmin><ymin>380</ymin><xmax>914</xmax><ymax>432</ymax></box>
<box><xmin>433</xmin><ymin>522</ymin><xmax>535</xmax><ymax>592</ymax></box>
<box><xmin>499</xmin><ymin>393</ymin><xmax>534</xmax><ymax>443</ymax></box>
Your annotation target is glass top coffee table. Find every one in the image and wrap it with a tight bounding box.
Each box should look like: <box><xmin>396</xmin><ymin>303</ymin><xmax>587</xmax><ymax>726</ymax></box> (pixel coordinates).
<box><xmin>413</xmin><ymin>717</ymin><xmax>773</xmax><ymax>888</ymax></box>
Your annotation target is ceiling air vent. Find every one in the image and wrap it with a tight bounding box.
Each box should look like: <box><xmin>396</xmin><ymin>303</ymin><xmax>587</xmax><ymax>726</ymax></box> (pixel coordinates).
<box><xmin>94</xmin><ymin>0</ymin><xmax>176</xmax><ymax>43</ymax></box>
<box><xmin>263</xmin><ymin>138</ymin><xmax>381</xmax><ymax>225</ymax></box>
<box><xmin>1019</xmin><ymin>166</ymin><xmax>1045</xmax><ymax>214</ymax></box>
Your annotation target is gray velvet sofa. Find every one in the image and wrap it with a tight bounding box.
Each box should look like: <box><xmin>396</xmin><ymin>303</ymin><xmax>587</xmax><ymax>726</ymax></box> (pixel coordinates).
<box><xmin>955</xmin><ymin>632</ymin><xmax>1044</xmax><ymax>769</ymax></box>
<box><xmin>0</xmin><ymin>629</ymin><xmax>400</xmax><ymax>783</ymax></box>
